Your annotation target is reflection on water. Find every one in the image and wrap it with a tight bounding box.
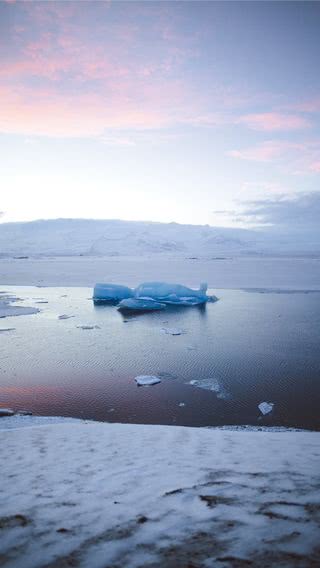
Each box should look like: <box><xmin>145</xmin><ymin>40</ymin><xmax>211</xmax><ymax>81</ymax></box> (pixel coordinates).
<box><xmin>0</xmin><ymin>286</ymin><xmax>320</xmax><ymax>430</ymax></box>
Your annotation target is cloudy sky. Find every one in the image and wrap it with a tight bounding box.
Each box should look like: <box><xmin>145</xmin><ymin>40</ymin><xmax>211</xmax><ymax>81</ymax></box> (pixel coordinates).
<box><xmin>1</xmin><ymin>0</ymin><xmax>320</xmax><ymax>226</ymax></box>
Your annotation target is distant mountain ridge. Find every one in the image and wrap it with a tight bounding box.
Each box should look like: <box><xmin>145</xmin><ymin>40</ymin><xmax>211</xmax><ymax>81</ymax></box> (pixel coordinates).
<box><xmin>0</xmin><ymin>218</ymin><xmax>318</xmax><ymax>257</ymax></box>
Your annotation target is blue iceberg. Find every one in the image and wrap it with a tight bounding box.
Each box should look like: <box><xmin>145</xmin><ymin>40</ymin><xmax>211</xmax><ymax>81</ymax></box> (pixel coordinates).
<box><xmin>118</xmin><ymin>298</ymin><xmax>166</xmax><ymax>312</ymax></box>
<box><xmin>93</xmin><ymin>283</ymin><xmax>134</xmax><ymax>303</ymax></box>
<box><xmin>134</xmin><ymin>282</ymin><xmax>210</xmax><ymax>306</ymax></box>
<box><xmin>93</xmin><ymin>281</ymin><xmax>217</xmax><ymax>309</ymax></box>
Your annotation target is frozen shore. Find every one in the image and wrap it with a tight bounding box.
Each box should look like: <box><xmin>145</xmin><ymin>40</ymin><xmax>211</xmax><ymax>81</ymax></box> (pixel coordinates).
<box><xmin>0</xmin><ymin>255</ymin><xmax>320</xmax><ymax>289</ymax></box>
<box><xmin>1</xmin><ymin>419</ymin><xmax>319</xmax><ymax>567</ymax></box>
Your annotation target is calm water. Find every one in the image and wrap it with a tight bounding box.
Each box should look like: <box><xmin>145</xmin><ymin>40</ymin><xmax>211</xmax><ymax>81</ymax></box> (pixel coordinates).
<box><xmin>1</xmin><ymin>286</ymin><xmax>320</xmax><ymax>430</ymax></box>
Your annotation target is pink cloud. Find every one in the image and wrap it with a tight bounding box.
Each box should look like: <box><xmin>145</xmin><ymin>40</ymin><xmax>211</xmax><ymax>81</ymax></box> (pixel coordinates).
<box><xmin>309</xmin><ymin>161</ymin><xmax>320</xmax><ymax>173</ymax></box>
<box><xmin>236</xmin><ymin>112</ymin><xmax>310</xmax><ymax>131</ymax></box>
<box><xmin>0</xmin><ymin>83</ymin><xmax>187</xmax><ymax>137</ymax></box>
<box><xmin>227</xmin><ymin>141</ymin><xmax>300</xmax><ymax>162</ymax></box>
<box><xmin>287</xmin><ymin>98</ymin><xmax>320</xmax><ymax>113</ymax></box>
<box><xmin>0</xmin><ymin>5</ymin><xmax>198</xmax><ymax>136</ymax></box>
<box><xmin>0</xmin><ymin>1</ymin><xmax>215</xmax><ymax>136</ymax></box>
<box><xmin>228</xmin><ymin>138</ymin><xmax>320</xmax><ymax>176</ymax></box>
<box><xmin>2</xmin><ymin>1</ymin><xmax>316</xmax><ymax>142</ymax></box>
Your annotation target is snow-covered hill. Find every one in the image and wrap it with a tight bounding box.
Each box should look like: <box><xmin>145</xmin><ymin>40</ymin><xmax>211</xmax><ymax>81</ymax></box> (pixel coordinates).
<box><xmin>0</xmin><ymin>219</ymin><xmax>260</xmax><ymax>257</ymax></box>
<box><xmin>0</xmin><ymin>218</ymin><xmax>318</xmax><ymax>258</ymax></box>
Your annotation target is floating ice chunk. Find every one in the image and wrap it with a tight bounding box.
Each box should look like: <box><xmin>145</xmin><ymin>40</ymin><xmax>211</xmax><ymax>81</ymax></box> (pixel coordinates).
<box><xmin>161</xmin><ymin>328</ymin><xmax>183</xmax><ymax>336</ymax></box>
<box><xmin>134</xmin><ymin>375</ymin><xmax>161</xmax><ymax>386</ymax></box>
<box><xmin>134</xmin><ymin>282</ymin><xmax>209</xmax><ymax>305</ymax></box>
<box><xmin>258</xmin><ymin>402</ymin><xmax>274</xmax><ymax>415</ymax></box>
<box><xmin>0</xmin><ymin>408</ymin><xmax>14</xmax><ymax>417</ymax></box>
<box><xmin>76</xmin><ymin>324</ymin><xmax>101</xmax><ymax>330</ymax></box>
<box><xmin>118</xmin><ymin>298</ymin><xmax>166</xmax><ymax>312</ymax></box>
<box><xmin>0</xmin><ymin>294</ymin><xmax>40</xmax><ymax>318</ymax></box>
<box><xmin>189</xmin><ymin>378</ymin><xmax>231</xmax><ymax>400</ymax></box>
<box><xmin>207</xmin><ymin>295</ymin><xmax>219</xmax><ymax>303</ymax></box>
<box><xmin>179</xmin><ymin>402</ymin><xmax>186</xmax><ymax>407</ymax></box>
<box><xmin>93</xmin><ymin>283</ymin><xmax>134</xmax><ymax>302</ymax></box>
<box><xmin>58</xmin><ymin>314</ymin><xmax>74</xmax><ymax>320</ymax></box>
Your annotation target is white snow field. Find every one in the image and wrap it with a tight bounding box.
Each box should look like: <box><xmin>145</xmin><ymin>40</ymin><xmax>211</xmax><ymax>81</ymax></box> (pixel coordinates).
<box><xmin>1</xmin><ymin>421</ymin><xmax>319</xmax><ymax>568</ymax></box>
<box><xmin>0</xmin><ymin>218</ymin><xmax>295</xmax><ymax>257</ymax></box>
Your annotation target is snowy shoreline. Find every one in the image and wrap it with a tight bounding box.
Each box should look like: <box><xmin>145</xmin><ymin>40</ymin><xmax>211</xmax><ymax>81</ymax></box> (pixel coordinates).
<box><xmin>0</xmin><ymin>414</ymin><xmax>311</xmax><ymax>431</ymax></box>
<box><xmin>1</xmin><ymin>420</ymin><xmax>319</xmax><ymax>567</ymax></box>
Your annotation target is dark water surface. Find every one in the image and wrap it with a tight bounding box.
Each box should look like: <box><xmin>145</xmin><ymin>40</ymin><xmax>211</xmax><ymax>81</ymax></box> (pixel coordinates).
<box><xmin>1</xmin><ymin>286</ymin><xmax>319</xmax><ymax>429</ymax></box>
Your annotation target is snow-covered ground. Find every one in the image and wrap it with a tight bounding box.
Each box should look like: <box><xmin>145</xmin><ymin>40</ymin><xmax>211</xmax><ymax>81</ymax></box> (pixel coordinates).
<box><xmin>1</xmin><ymin>255</ymin><xmax>320</xmax><ymax>289</ymax></box>
<box><xmin>1</xmin><ymin>420</ymin><xmax>319</xmax><ymax>567</ymax></box>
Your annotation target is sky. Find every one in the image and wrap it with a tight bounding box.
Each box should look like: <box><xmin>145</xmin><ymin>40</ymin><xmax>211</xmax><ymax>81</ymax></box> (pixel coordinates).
<box><xmin>0</xmin><ymin>0</ymin><xmax>320</xmax><ymax>228</ymax></box>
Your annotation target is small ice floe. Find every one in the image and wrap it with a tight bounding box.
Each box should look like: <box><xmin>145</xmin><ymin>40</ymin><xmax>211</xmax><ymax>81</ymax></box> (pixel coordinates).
<box><xmin>161</xmin><ymin>328</ymin><xmax>183</xmax><ymax>336</ymax></box>
<box><xmin>0</xmin><ymin>294</ymin><xmax>40</xmax><ymax>318</ymax></box>
<box><xmin>118</xmin><ymin>298</ymin><xmax>166</xmax><ymax>312</ymax></box>
<box><xmin>178</xmin><ymin>402</ymin><xmax>186</xmax><ymax>407</ymax></box>
<box><xmin>189</xmin><ymin>378</ymin><xmax>231</xmax><ymax>400</ymax></box>
<box><xmin>58</xmin><ymin>314</ymin><xmax>74</xmax><ymax>320</ymax></box>
<box><xmin>76</xmin><ymin>324</ymin><xmax>101</xmax><ymax>330</ymax></box>
<box><xmin>134</xmin><ymin>375</ymin><xmax>161</xmax><ymax>387</ymax></box>
<box><xmin>0</xmin><ymin>328</ymin><xmax>15</xmax><ymax>333</ymax></box>
<box><xmin>207</xmin><ymin>295</ymin><xmax>219</xmax><ymax>303</ymax></box>
<box><xmin>0</xmin><ymin>408</ymin><xmax>14</xmax><ymax>417</ymax></box>
<box><xmin>258</xmin><ymin>402</ymin><xmax>274</xmax><ymax>415</ymax></box>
